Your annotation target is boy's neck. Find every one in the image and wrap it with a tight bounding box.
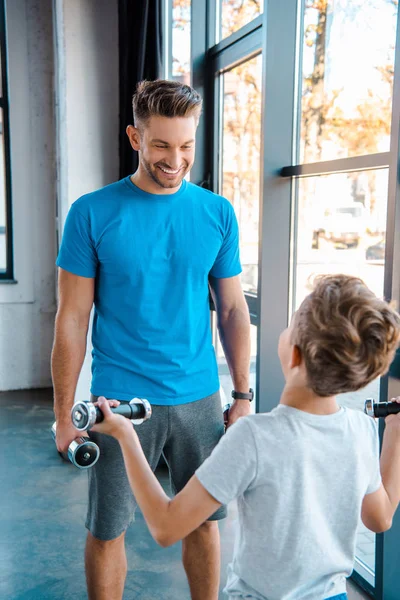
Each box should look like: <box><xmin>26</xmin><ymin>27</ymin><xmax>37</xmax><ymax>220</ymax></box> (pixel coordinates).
<box><xmin>280</xmin><ymin>385</ymin><xmax>340</xmax><ymax>415</ymax></box>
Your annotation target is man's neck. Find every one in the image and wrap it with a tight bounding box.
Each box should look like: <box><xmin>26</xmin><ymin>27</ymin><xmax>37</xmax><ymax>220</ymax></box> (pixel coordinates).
<box><xmin>130</xmin><ymin>168</ymin><xmax>181</xmax><ymax>196</ymax></box>
<box><xmin>280</xmin><ymin>384</ymin><xmax>340</xmax><ymax>415</ymax></box>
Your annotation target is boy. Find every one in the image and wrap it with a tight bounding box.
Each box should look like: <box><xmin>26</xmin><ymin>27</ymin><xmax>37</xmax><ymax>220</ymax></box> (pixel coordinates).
<box><xmin>92</xmin><ymin>274</ymin><xmax>400</xmax><ymax>600</ymax></box>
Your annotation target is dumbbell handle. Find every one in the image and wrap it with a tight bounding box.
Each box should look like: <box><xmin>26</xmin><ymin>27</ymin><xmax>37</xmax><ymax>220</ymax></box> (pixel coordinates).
<box><xmin>71</xmin><ymin>398</ymin><xmax>152</xmax><ymax>431</ymax></box>
<box><xmin>95</xmin><ymin>403</ymin><xmax>143</xmax><ymax>422</ymax></box>
<box><xmin>365</xmin><ymin>399</ymin><xmax>400</xmax><ymax>418</ymax></box>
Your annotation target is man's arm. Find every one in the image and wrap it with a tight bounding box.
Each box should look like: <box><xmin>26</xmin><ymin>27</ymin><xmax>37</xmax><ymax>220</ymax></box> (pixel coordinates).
<box><xmin>361</xmin><ymin>404</ymin><xmax>400</xmax><ymax>532</ymax></box>
<box><xmin>52</xmin><ymin>268</ymin><xmax>95</xmax><ymax>451</ymax></box>
<box><xmin>209</xmin><ymin>274</ymin><xmax>251</xmax><ymax>426</ymax></box>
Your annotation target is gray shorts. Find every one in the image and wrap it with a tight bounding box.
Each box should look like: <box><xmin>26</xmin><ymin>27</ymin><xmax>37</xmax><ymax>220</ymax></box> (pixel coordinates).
<box><xmin>86</xmin><ymin>390</ymin><xmax>227</xmax><ymax>541</ymax></box>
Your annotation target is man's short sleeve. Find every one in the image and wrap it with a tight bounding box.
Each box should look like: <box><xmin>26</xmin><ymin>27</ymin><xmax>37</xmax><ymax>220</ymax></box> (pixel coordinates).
<box><xmin>195</xmin><ymin>417</ymin><xmax>257</xmax><ymax>505</ymax></box>
<box><xmin>56</xmin><ymin>202</ymin><xmax>97</xmax><ymax>278</ymax></box>
<box><xmin>366</xmin><ymin>418</ymin><xmax>382</xmax><ymax>495</ymax></box>
<box><xmin>209</xmin><ymin>201</ymin><xmax>242</xmax><ymax>279</ymax></box>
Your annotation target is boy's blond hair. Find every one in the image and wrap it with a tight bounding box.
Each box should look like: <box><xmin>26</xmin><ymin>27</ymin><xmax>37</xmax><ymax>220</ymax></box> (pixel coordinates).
<box><xmin>292</xmin><ymin>274</ymin><xmax>400</xmax><ymax>397</ymax></box>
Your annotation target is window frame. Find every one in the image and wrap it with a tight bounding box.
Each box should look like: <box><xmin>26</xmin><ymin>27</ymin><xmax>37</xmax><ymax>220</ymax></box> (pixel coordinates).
<box><xmin>0</xmin><ymin>0</ymin><xmax>13</xmax><ymax>281</ymax></box>
<box><xmin>274</xmin><ymin>1</ymin><xmax>400</xmax><ymax>597</ymax></box>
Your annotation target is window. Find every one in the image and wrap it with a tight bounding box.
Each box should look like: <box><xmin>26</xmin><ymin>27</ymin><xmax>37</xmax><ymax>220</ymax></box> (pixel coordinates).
<box><xmin>168</xmin><ymin>0</ymin><xmax>191</xmax><ymax>84</ymax></box>
<box><xmin>0</xmin><ymin>0</ymin><xmax>12</xmax><ymax>280</ymax></box>
<box><xmin>300</xmin><ymin>0</ymin><xmax>398</xmax><ymax>163</ymax></box>
<box><xmin>218</xmin><ymin>0</ymin><xmax>264</xmax><ymax>42</ymax></box>
<box><xmin>220</xmin><ymin>54</ymin><xmax>263</xmax><ymax>295</ymax></box>
<box><xmin>287</xmin><ymin>0</ymin><xmax>400</xmax><ymax>588</ymax></box>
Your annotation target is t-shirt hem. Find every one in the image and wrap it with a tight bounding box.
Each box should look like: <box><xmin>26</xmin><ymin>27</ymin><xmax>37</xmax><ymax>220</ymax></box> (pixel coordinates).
<box><xmin>56</xmin><ymin>259</ymin><xmax>96</xmax><ymax>278</ymax></box>
<box><xmin>90</xmin><ymin>385</ymin><xmax>220</xmax><ymax>406</ymax></box>
<box><xmin>209</xmin><ymin>267</ymin><xmax>242</xmax><ymax>279</ymax></box>
<box><xmin>195</xmin><ymin>470</ymin><xmax>230</xmax><ymax>506</ymax></box>
<box><xmin>366</xmin><ymin>477</ymin><xmax>382</xmax><ymax>495</ymax></box>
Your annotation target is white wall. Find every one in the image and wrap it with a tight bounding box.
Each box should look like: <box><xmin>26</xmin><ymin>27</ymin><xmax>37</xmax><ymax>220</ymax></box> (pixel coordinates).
<box><xmin>0</xmin><ymin>0</ymin><xmax>56</xmax><ymax>390</ymax></box>
<box><xmin>0</xmin><ymin>0</ymin><xmax>119</xmax><ymax>392</ymax></box>
<box><xmin>54</xmin><ymin>0</ymin><xmax>119</xmax><ymax>399</ymax></box>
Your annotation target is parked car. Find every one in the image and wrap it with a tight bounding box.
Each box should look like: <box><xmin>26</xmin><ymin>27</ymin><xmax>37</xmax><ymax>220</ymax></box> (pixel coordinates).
<box><xmin>313</xmin><ymin>203</ymin><xmax>366</xmax><ymax>249</ymax></box>
<box><xmin>366</xmin><ymin>239</ymin><xmax>385</xmax><ymax>261</ymax></box>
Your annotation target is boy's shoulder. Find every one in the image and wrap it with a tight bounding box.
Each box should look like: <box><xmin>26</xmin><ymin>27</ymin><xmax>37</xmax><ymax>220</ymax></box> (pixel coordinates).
<box><xmin>244</xmin><ymin>405</ymin><xmax>377</xmax><ymax>434</ymax></box>
<box><xmin>342</xmin><ymin>405</ymin><xmax>379</xmax><ymax>436</ymax></box>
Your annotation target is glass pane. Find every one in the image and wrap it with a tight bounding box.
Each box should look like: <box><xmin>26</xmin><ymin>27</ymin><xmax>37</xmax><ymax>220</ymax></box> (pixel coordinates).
<box><xmin>293</xmin><ymin>168</ymin><xmax>389</xmax><ymax>583</ymax></box>
<box><xmin>216</xmin><ymin>322</ymin><xmax>257</xmax><ymax>415</ymax></box>
<box><xmin>0</xmin><ymin>109</ymin><xmax>7</xmax><ymax>272</ymax></box>
<box><xmin>171</xmin><ymin>0</ymin><xmax>191</xmax><ymax>84</ymax></box>
<box><xmin>219</xmin><ymin>0</ymin><xmax>264</xmax><ymax>41</ymax></box>
<box><xmin>299</xmin><ymin>0</ymin><xmax>398</xmax><ymax>163</ymax></box>
<box><xmin>220</xmin><ymin>55</ymin><xmax>262</xmax><ymax>294</ymax></box>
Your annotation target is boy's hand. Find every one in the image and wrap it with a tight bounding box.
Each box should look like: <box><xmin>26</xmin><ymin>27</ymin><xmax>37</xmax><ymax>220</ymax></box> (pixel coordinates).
<box><xmin>91</xmin><ymin>397</ymin><xmax>135</xmax><ymax>440</ymax></box>
<box><xmin>385</xmin><ymin>397</ymin><xmax>400</xmax><ymax>430</ymax></box>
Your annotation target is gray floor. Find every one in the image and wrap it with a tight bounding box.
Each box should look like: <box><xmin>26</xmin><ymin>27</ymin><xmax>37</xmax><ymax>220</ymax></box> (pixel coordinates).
<box><xmin>0</xmin><ymin>388</ymin><xmax>371</xmax><ymax>600</ymax></box>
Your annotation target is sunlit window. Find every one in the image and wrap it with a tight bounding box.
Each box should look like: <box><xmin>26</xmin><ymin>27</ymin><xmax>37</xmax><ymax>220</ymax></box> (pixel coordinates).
<box><xmin>300</xmin><ymin>0</ymin><xmax>398</xmax><ymax>163</ymax></box>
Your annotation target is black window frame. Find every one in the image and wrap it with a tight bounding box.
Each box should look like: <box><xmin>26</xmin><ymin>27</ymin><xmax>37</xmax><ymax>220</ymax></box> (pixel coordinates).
<box><xmin>0</xmin><ymin>0</ymin><xmax>13</xmax><ymax>281</ymax></box>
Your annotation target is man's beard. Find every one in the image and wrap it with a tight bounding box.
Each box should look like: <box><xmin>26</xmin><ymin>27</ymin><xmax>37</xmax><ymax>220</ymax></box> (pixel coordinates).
<box><xmin>142</xmin><ymin>156</ymin><xmax>189</xmax><ymax>189</ymax></box>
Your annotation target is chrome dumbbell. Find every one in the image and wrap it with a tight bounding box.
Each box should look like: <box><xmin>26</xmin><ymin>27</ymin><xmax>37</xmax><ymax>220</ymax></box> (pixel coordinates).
<box><xmin>51</xmin><ymin>422</ymin><xmax>100</xmax><ymax>469</ymax></box>
<box><xmin>364</xmin><ymin>398</ymin><xmax>400</xmax><ymax>418</ymax></box>
<box><xmin>71</xmin><ymin>397</ymin><xmax>152</xmax><ymax>431</ymax></box>
<box><xmin>223</xmin><ymin>403</ymin><xmax>231</xmax><ymax>431</ymax></box>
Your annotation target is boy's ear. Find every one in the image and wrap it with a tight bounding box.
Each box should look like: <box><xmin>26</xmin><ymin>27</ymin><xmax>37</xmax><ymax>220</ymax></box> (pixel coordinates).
<box><xmin>290</xmin><ymin>345</ymin><xmax>302</xmax><ymax>369</ymax></box>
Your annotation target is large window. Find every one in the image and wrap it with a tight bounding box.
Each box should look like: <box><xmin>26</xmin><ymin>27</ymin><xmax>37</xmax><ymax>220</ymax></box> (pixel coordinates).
<box><xmin>0</xmin><ymin>0</ymin><xmax>12</xmax><ymax>280</ymax></box>
<box><xmin>167</xmin><ymin>0</ymin><xmax>191</xmax><ymax>84</ymax></box>
<box><xmin>300</xmin><ymin>0</ymin><xmax>397</xmax><ymax>163</ymax></box>
<box><xmin>288</xmin><ymin>0</ymin><xmax>400</xmax><ymax>591</ymax></box>
<box><xmin>218</xmin><ymin>0</ymin><xmax>264</xmax><ymax>42</ymax></box>
<box><xmin>189</xmin><ymin>0</ymin><xmax>400</xmax><ymax>595</ymax></box>
<box><xmin>220</xmin><ymin>55</ymin><xmax>262</xmax><ymax>295</ymax></box>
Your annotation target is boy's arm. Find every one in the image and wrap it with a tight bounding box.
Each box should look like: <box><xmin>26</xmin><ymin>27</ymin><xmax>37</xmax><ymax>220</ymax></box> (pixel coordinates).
<box><xmin>361</xmin><ymin>401</ymin><xmax>400</xmax><ymax>533</ymax></box>
<box><xmin>92</xmin><ymin>397</ymin><xmax>257</xmax><ymax>546</ymax></box>
<box><xmin>118</xmin><ymin>426</ymin><xmax>221</xmax><ymax>546</ymax></box>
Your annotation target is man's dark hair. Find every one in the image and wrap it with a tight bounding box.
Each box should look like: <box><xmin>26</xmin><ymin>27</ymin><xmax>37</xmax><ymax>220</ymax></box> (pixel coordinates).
<box><xmin>132</xmin><ymin>80</ymin><xmax>202</xmax><ymax>127</ymax></box>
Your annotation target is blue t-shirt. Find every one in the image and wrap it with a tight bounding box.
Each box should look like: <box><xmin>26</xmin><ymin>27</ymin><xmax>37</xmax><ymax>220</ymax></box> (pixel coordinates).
<box><xmin>56</xmin><ymin>176</ymin><xmax>242</xmax><ymax>404</ymax></box>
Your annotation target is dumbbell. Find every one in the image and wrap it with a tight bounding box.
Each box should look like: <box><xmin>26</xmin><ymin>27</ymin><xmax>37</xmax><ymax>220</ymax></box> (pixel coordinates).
<box><xmin>364</xmin><ymin>398</ymin><xmax>400</xmax><ymax>418</ymax></box>
<box><xmin>51</xmin><ymin>422</ymin><xmax>100</xmax><ymax>469</ymax></box>
<box><xmin>71</xmin><ymin>397</ymin><xmax>152</xmax><ymax>431</ymax></box>
<box><xmin>223</xmin><ymin>403</ymin><xmax>231</xmax><ymax>430</ymax></box>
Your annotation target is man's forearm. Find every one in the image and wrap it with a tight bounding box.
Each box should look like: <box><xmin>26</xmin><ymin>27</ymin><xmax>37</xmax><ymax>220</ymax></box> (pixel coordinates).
<box><xmin>52</xmin><ymin>313</ymin><xmax>88</xmax><ymax>422</ymax></box>
<box><xmin>217</xmin><ymin>306</ymin><xmax>251</xmax><ymax>392</ymax></box>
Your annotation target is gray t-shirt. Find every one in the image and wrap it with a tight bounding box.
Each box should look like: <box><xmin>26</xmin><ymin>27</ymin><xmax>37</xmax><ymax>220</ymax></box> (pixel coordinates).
<box><xmin>196</xmin><ymin>405</ymin><xmax>381</xmax><ymax>600</ymax></box>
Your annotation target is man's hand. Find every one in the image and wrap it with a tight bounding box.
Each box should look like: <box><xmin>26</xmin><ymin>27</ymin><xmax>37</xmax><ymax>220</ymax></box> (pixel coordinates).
<box><xmin>56</xmin><ymin>420</ymin><xmax>83</xmax><ymax>453</ymax></box>
<box><xmin>91</xmin><ymin>397</ymin><xmax>136</xmax><ymax>441</ymax></box>
<box><xmin>226</xmin><ymin>399</ymin><xmax>251</xmax><ymax>429</ymax></box>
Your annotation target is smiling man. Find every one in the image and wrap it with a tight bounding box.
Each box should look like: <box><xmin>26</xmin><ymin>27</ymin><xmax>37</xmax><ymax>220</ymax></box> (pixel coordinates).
<box><xmin>51</xmin><ymin>80</ymin><xmax>252</xmax><ymax>600</ymax></box>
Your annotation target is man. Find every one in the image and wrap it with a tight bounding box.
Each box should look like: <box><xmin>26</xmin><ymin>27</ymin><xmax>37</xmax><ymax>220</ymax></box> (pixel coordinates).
<box><xmin>52</xmin><ymin>79</ymin><xmax>252</xmax><ymax>600</ymax></box>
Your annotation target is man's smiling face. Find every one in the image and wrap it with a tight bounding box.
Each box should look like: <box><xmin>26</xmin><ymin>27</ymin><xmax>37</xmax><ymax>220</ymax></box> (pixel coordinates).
<box><xmin>136</xmin><ymin>115</ymin><xmax>197</xmax><ymax>190</ymax></box>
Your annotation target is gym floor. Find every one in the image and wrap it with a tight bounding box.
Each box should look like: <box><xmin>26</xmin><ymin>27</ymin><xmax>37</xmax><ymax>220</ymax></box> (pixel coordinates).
<box><xmin>1</xmin><ymin>388</ymin><xmax>370</xmax><ymax>600</ymax></box>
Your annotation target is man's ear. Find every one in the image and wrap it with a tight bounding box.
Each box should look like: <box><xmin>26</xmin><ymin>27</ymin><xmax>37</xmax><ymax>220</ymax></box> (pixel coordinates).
<box><xmin>126</xmin><ymin>125</ymin><xmax>141</xmax><ymax>151</ymax></box>
<box><xmin>290</xmin><ymin>345</ymin><xmax>302</xmax><ymax>369</ymax></box>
